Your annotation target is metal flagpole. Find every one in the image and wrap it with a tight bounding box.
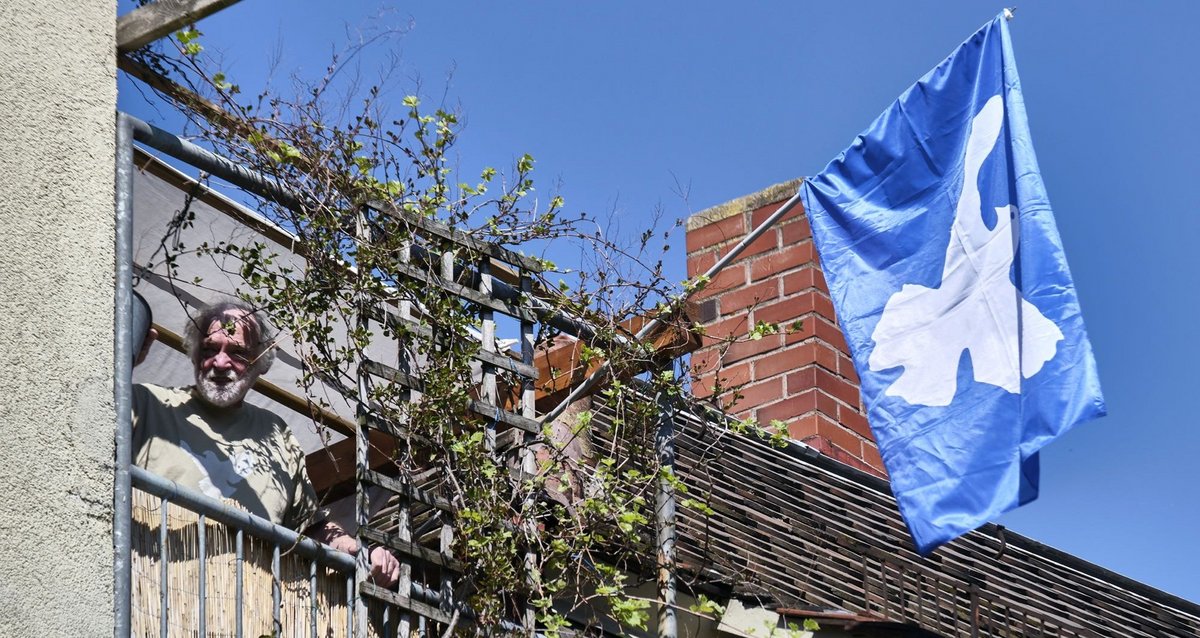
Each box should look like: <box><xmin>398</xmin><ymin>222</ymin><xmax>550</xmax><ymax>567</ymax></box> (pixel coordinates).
<box><xmin>538</xmin><ymin>188</ymin><xmax>805</xmax><ymax>426</ymax></box>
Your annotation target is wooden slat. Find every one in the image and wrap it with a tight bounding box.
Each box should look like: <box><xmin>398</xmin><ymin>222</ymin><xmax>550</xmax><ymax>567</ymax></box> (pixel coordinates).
<box><xmin>358</xmin><ymin>582</ymin><xmax>454</xmax><ymax>626</ymax></box>
<box><xmin>390</xmin><ymin>260</ymin><xmax>538</xmax><ymax>322</ymax></box>
<box><xmin>373</xmin><ymin>307</ymin><xmax>538</xmax><ymax>379</ymax></box>
<box><xmin>358</xmin><ymin>527</ymin><xmax>464</xmax><ymax>572</ymax></box>
<box><xmin>366</xmin><ymin>201</ymin><xmax>546</xmax><ymax>273</ymax></box>
<box><xmin>117</xmin><ymin>0</ymin><xmax>243</xmax><ymax>52</ymax></box>
<box><xmin>362</xmin><ymin>469</ymin><xmax>454</xmax><ymax>513</ymax></box>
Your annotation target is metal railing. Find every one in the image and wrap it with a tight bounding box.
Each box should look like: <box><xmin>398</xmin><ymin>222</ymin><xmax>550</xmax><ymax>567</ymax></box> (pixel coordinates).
<box><xmin>130</xmin><ymin>466</ymin><xmax>355</xmax><ymax>637</ymax></box>
<box><xmin>113</xmin><ymin>110</ymin><xmax>619</xmax><ymax>636</ymax></box>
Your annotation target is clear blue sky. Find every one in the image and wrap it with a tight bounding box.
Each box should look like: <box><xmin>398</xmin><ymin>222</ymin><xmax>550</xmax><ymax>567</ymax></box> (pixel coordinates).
<box><xmin>119</xmin><ymin>1</ymin><xmax>1200</xmax><ymax>602</ymax></box>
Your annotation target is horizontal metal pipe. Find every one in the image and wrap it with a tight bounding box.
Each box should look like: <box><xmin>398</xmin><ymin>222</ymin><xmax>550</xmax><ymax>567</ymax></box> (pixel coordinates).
<box><xmin>126</xmin><ymin>114</ymin><xmax>302</xmax><ymax>210</ymax></box>
<box><xmin>124</xmin><ymin>113</ymin><xmax>620</xmax><ymax>349</ymax></box>
<box><xmin>131</xmin><ymin>466</ymin><xmax>355</xmax><ymax>572</ymax></box>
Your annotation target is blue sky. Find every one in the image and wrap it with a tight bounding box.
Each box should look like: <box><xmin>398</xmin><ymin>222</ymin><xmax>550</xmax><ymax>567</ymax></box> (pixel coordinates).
<box><xmin>119</xmin><ymin>1</ymin><xmax>1200</xmax><ymax>602</ymax></box>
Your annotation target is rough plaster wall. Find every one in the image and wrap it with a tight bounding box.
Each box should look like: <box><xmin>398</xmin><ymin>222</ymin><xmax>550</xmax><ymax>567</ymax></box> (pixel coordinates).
<box><xmin>0</xmin><ymin>2</ymin><xmax>117</xmax><ymax>635</ymax></box>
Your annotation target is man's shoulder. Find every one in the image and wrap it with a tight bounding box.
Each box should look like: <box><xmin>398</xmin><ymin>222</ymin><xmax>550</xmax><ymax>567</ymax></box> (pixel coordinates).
<box><xmin>239</xmin><ymin>401</ymin><xmax>303</xmax><ymax>443</ymax></box>
<box><xmin>135</xmin><ymin>383</ymin><xmax>194</xmax><ymax>408</ymax></box>
<box><xmin>236</xmin><ymin>402</ymin><xmax>308</xmax><ymax>467</ymax></box>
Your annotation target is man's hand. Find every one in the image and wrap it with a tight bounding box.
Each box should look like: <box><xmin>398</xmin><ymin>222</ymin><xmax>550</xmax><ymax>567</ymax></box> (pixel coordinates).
<box><xmin>325</xmin><ymin>531</ymin><xmax>358</xmax><ymax>556</ymax></box>
<box><xmin>368</xmin><ymin>545</ymin><xmax>400</xmax><ymax>587</ymax></box>
<box><xmin>305</xmin><ymin>520</ymin><xmax>400</xmax><ymax>587</ymax></box>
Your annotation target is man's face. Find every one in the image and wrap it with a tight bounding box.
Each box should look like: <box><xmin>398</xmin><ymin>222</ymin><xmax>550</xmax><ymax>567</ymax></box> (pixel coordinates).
<box><xmin>194</xmin><ymin>312</ymin><xmax>259</xmax><ymax>408</ymax></box>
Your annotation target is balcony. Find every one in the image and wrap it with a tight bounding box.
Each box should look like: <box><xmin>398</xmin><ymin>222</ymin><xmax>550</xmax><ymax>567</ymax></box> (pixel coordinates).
<box><xmin>115</xmin><ymin>114</ymin><xmax>1200</xmax><ymax>638</ymax></box>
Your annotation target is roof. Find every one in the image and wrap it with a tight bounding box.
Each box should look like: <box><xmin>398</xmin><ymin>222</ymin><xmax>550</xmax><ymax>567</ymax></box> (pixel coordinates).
<box><xmin>592</xmin><ymin>393</ymin><xmax>1200</xmax><ymax>638</ymax></box>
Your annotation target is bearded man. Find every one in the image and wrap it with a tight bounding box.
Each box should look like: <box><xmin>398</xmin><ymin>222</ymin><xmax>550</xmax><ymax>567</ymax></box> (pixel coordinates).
<box><xmin>132</xmin><ymin>299</ymin><xmax>399</xmax><ymax>586</ymax></box>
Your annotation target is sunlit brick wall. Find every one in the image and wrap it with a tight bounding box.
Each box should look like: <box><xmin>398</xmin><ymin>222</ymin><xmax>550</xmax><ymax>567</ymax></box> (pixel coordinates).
<box><xmin>685</xmin><ymin>180</ymin><xmax>885</xmax><ymax>478</ymax></box>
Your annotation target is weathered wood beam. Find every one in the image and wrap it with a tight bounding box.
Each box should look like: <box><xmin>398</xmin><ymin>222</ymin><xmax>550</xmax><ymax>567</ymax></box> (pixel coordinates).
<box><xmin>304</xmin><ymin>311</ymin><xmax>703</xmax><ymax>501</ymax></box>
<box><xmin>530</xmin><ymin>308</ymin><xmax>702</xmax><ymax>406</ymax></box>
<box><xmin>117</xmin><ymin>0</ymin><xmax>244</xmax><ymax>52</ymax></box>
<box><xmin>307</xmin><ymin>430</ymin><xmax>400</xmax><ymax>501</ymax></box>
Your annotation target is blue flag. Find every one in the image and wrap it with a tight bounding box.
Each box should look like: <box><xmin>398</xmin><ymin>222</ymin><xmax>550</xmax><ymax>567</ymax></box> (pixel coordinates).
<box><xmin>799</xmin><ymin>15</ymin><xmax>1106</xmax><ymax>554</ymax></box>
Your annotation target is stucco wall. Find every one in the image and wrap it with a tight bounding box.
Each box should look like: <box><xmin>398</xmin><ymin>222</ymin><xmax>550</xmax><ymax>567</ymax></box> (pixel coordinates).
<box><xmin>0</xmin><ymin>2</ymin><xmax>117</xmax><ymax>635</ymax></box>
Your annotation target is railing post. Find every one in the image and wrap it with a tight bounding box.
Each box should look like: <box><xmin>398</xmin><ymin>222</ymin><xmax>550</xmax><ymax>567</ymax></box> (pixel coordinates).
<box><xmin>113</xmin><ymin>110</ymin><xmax>135</xmax><ymax>638</ymax></box>
<box><xmin>520</xmin><ymin>273</ymin><xmax>539</xmax><ymax>637</ymax></box>
<box><xmin>656</xmin><ymin>383</ymin><xmax>678</xmax><ymax>638</ymax></box>
<box><xmin>354</xmin><ymin>210</ymin><xmax>372</xmax><ymax>638</ymax></box>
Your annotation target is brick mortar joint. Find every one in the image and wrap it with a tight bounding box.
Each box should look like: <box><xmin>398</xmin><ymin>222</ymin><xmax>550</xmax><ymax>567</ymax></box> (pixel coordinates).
<box><xmin>685</xmin><ymin>178</ymin><xmax>805</xmax><ymax>232</ymax></box>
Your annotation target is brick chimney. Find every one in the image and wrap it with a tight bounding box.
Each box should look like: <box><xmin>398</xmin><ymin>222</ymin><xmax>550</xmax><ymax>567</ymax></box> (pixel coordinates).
<box><xmin>686</xmin><ymin>180</ymin><xmax>886</xmax><ymax>478</ymax></box>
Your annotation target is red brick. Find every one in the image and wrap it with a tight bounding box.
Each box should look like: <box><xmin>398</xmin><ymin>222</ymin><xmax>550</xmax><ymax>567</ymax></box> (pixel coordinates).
<box><xmin>755</xmin><ymin>346</ymin><xmax>813</xmax><ymax>379</ymax></box>
<box><xmin>780</xmin><ymin>216</ymin><xmax>813</xmax><ymax>245</ymax></box>
<box><xmin>720</xmin><ymin>362</ymin><xmax>753</xmax><ymax>389</ymax></box>
<box><xmin>782</xmin><ymin>388</ymin><xmax>811</xmax><ymax>412</ymax></box>
<box><xmin>838</xmin><ymin>354</ymin><xmax>860</xmax><ymax>383</ymax></box>
<box><xmin>718</xmin><ymin>279</ymin><xmax>779</xmax><ymax>314</ymax></box>
<box><xmin>693</xmin><ymin>263</ymin><xmax>747</xmax><ymax>300</ymax></box>
<box><xmin>740</xmin><ymin>228</ymin><xmax>780</xmax><ymax>261</ymax></box>
<box><xmin>689</xmin><ymin>347</ymin><xmax>720</xmax><ymax>376</ymax></box>
<box><xmin>817</xmin><ymin>390</ymin><xmax>841</xmax><ymax>418</ymax></box>
<box><xmin>801</xmin><ymin>434</ymin><xmax>877</xmax><ymax>476</ymax></box>
<box><xmin>750</xmin><ymin>200</ymin><xmax>806</xmax><ymax>229</ymax></box>
<box><xmin>697</xmin><ymin>314</ymin><xmax>750</xmax><ymax>346</ymax></box>
<box><xmin>690</xmin><ymin>375</ymin><xmax>713</xmax><ymax>399</ymax></box>
<box><xmin>784</xmin><ymin>317</ymin><xmax>816</xmax><ymax>343</ymax></box>
<box><xmin>749</xmin><ymin>242</ymin><xmax>816</xmax><ymax>281</ymax></box>
<box><xmin>814</xmin><ymin>268</ymin><xmax>828</xmax><ymax>293</ymax></box>
<box><xmin>687</xmin><ymin>251</ymin><xmax>717</xmax><ymax>277</ymax></box>
<box><xmin>839</xmin><ymin>405</ymin><xmax>872</xmax><ymax>440</ymax></box>
<box><xmin>785</xmin><ymin>370</ymin><xmax>817</xmax><ymax>397</ymax></box>
<box><xmin>812</xmin><ymin>342</ymin><xmax>840</xmax><ymax>373</ymax></box>
<box><xmin>831</xmin><ymin>446</ymin><xmax>874</xmax><ymax>474</ymax></box>
<box><xmin>692</xmin><ymin>361</ymin><xmax>751</xmax><ymax>399</ymax></box>
<box><xmin>799</xmin><ymin>433</ymin><xmax>831</xmax><ymax>454</ymax></box>
<box><xmin>725</xmin><ymin>333</ymin><xmax>783</xmax><ymax>364</ymax></box>
<box><xmin>812</xmin><ymin>292</ymin><xmax>836</xmax><ymax>321</ymax></box>
<box><xmin>861</xmin><ymin>444</ymin><xmax>887</xmax><ymax>478</ymax></box>
<box><xmin>785</xmin><ymin>366</ymin><xmax>816</xmax><ymax>393</ymax></box>
<box><xmin>787</xmin><ymin>416</ymin><xmax>821</xmax><ymax>441</ymax></box>
<box><xmin>782</xmin><ymin>268</ymin><xmax>816</xmax><ymax>295</ymax></box>
<box><xmin>818</xmin><ymin>419</ymin><xmax>863</xmax><ymax>459</ymax></box>
<box><xmin>812</xmin><ymin>316</ymin><xmax>849</xmax><ymax>352</ymax></box>
<box><xmin>686</xmin><ymin>214</ymin><xmax>746</xmax><ymax>253</ymax></box>
<box><xmin>725</xmin><ymin>378</ymin><xmax>783</xmax><ymax>413</ymax></box>
<box><xmin>815</xmin><ymin>366</ymin><xmax>862</xmax><ymax>408</ymax></box>
<box><xmin>788</xmin><ymin>388</ymin><xmax>839</xmax><ymax>418</ymax></box>
<box><xmin>761</xmin><ymin>401</ymin><xmax>816</xmax><ymax>431</ymax></box>
<box><xmin>752</xmin><ymin>296</ymin><xmax>805</xmax><ymax>327</ymax></box>
<box><xmin>783</xmin><ymin>266</ymin><xmax>831</xmax><ymax>296</ymax></box>
<box><xmin>763</xmin><ymin>410</ymin><xmax>820</xmax><ymax>436</ymax></box>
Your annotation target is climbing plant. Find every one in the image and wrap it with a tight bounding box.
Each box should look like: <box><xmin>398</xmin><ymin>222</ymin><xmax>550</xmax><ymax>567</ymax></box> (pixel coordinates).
<box><xmin>128</xmin><ymin>22</ymin><xmax>786</xmax><ymax>636</ymax></box>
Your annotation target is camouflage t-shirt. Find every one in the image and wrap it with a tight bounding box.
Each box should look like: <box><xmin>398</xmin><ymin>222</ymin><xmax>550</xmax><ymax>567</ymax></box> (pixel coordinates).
<box><xmin>132</xmin><ymin>383</ymin><xmax>320</xmax><ymax>531</ymax></box>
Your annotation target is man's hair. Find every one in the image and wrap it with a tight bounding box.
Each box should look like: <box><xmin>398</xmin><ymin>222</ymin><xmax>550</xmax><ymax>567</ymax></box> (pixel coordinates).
<box><xmin>183</xmin><ymin>300</ymin><xmax>277</xmax><ymax>375</ymax></box>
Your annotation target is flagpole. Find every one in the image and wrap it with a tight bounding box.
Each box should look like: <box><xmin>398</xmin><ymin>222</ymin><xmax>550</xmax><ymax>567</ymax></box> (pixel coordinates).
<box><xmin>538</xmin><ymin>186</ymin><xmax>806</xmax><ymax>426</ymax></box>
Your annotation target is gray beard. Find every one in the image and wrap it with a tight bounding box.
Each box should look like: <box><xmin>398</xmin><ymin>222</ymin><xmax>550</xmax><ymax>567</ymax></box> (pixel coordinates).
<box><xmin>196</xmin><ymin>369</ymin><xmax>257</xmax><ymax>408</ymax></box>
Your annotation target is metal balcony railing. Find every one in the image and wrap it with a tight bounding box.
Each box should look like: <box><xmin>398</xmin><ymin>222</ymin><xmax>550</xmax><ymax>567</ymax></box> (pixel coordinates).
<box><xmin>130</xmin><ymin>466</ymin><xmax>354</xmax><ymax>637</ymax></box>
